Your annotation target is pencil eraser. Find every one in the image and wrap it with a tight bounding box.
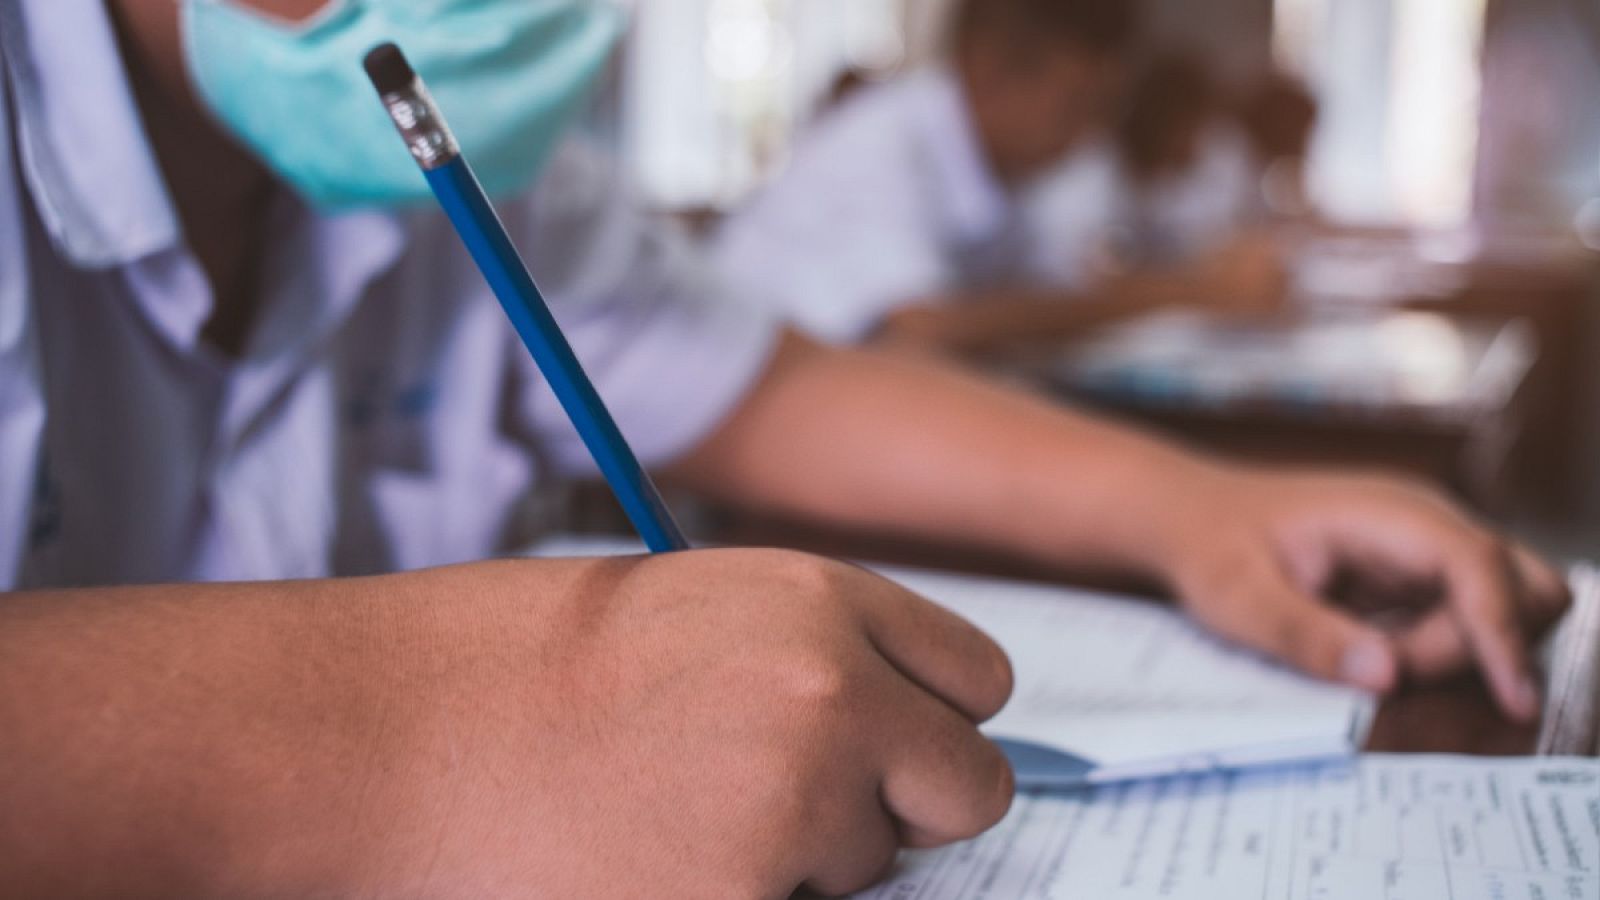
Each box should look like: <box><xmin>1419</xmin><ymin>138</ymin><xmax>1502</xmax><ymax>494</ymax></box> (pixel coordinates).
<box><xmin>363</xmin><ymin>43</ymin><xmax>415</xmax><ymax>95</ymax></box>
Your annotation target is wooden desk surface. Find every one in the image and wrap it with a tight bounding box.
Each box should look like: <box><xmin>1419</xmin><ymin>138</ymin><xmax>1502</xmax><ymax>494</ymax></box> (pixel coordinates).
<box><xmin>1004</xmin><ymin>310</ymin><xmax>1538</xmax><ymax>514</ymax></box>
<box><xmin>1365</xmin><ymin>677</ymin><xmax>1540</xmax><ymax>755</ymax></box>
<box><xmin>1371</xmin><ymin>567</ymin><xmax>1599</xmax><ymax>757</ymax></box>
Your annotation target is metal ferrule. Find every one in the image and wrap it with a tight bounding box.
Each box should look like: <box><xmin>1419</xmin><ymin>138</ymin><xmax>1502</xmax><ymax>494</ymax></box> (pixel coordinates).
<box><xmin>379</xmin><ymin>80</ymin><xmax>460</xmax><ymax>171</ymax></box>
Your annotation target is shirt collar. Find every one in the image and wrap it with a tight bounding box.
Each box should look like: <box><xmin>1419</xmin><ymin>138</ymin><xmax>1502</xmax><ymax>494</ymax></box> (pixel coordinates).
<box><xmin>1</xmin><ymin>0</ymin><xmax>182</xmax><ymax>268</ymax></box>
<box><xmin>218</xmin><ymin>197</ymin><xmax>408</xmax><ymax>441</ymax></box>
<box><xmin>911</xmin><ymin>67</ymin><xmax>1013</xmax><ymax>248</ymax></box>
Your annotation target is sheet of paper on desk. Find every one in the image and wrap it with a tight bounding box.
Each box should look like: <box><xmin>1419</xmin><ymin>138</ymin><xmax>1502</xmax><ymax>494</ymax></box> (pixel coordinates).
<box><xmin>879</xmin><ymin>567</ymin><xmax>1374</xmax><ymax>786</ymax></box>
<box><xmin>850</xmin><ymin>755</ymin><xmax>1600</xmax><ymax>900</ymax></box>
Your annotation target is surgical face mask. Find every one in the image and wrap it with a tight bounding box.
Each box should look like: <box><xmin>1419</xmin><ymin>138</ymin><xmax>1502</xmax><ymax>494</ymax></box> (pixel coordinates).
<box><xmin>181</xmin><ymin>0</ymin><xmax>622</xmax><ymax>208</ymax></box>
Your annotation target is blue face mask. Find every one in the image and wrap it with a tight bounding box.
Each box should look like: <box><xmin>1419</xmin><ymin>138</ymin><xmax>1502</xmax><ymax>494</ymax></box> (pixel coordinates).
<box><xmin>181</xmin><ymin>0</ymin><xmax>623</xmax><ymax>209</ymax></box>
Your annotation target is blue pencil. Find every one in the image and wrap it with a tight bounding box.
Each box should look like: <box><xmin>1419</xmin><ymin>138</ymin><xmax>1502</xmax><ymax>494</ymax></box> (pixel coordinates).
<box><xmin>364</xmin><ymin>43</ymin><xmax>689</xmax><ymax>554</ymax></box>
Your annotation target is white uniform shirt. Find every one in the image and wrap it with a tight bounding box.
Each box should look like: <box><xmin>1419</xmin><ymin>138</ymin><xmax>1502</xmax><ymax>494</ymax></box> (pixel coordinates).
<box><xmin>1026</xmin><ymin>126</ymin><xmax>1259</xmax><ymax>277</ymax></box>
<box><xmin>0</xmin><ymin>0</ymin><xmax>779</xmax><ymax>589</ymax></box>
<box><xmin>1117</xmin><ymin>126</ymin><xmax>1256</xmax><ymax>265</ymax></box>
<box><xmin>1017</xmin><ymin>139</ymin><xmax>1124</xmax><ymax>286</ymax></box>
<box><xmin>712</xmin><ymin>67</ymin><xmax>1060</xmax><ymax>344</ymax></box>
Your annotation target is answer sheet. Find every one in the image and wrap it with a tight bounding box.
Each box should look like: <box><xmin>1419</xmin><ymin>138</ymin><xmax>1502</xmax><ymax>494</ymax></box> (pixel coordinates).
<box><xmin>851</xmin><ymin>755</ymin><xmax>1600</xmax><ymax>900</ymax></box>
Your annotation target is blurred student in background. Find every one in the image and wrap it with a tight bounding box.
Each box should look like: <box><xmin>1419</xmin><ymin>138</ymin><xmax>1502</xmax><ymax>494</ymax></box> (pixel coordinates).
<box><xmin>1105</xmin><ymin>50</ymin><xmax>1257</xmax><ymax>266</ymax></box>
<box><xmin>711</xmin><ymin>1</ymin><xmax>1280</xmax><ymax>355</ymax></box>
<box><xmin>1026</xmin><ymin>50</ymin><xmax>1285</xmax><ymax>310</ymax></box>
<box><xmin>1234</xmin><ymin>69</ymin><xmax>1321</xmax><ymax>222</ymax></box>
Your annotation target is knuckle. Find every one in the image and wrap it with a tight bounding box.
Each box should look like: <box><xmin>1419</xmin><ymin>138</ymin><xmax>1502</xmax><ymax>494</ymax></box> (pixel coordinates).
<box><xmin>752</xmin><ymin>549</ymin><xmax>856</xmax><ymax>610</ymax></box>
<box><xmin>1183</xmin><ymin>579</ymin><xmax>1254</xmax><ymax>637</ymax></box>
<box><xmin>1462</xmin><ymin>533</ymin><xmax>1509</xmax><ymax>572</ymax></box>
<box><xmin>774</xmin><ymin>652</ymin><xmax>856</xmax><ymax>718</ymax></box>
<box><xmin>1180</xmin><ymin>542</ymin><xmax>1262</xmax><ymax>600</ymax></box>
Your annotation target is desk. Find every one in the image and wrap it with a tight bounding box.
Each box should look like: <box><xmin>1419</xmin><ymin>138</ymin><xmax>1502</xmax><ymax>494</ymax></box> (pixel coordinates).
<box><xmin>1370</xmin><ymin>566</ymin><xmax>1600</xmax><ymax>757</ymax></box>
<box><xmin>1283</xmin><ymin>228</ymin><xmax>1600</xmax><ymax>517</ymax></box>
<box><xmin>997</xmin><ymin>229</ymin><xmax>1599</xmax><ymax>518</ymax></box>
<box><xmin>1010</xmin><ymin>310</ymin><xmax>1538</xmax><ymax>514</ymax></box>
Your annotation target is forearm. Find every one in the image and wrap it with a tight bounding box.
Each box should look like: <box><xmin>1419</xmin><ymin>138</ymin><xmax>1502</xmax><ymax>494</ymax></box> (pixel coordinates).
<box><xmin>674</xmin><ymin>336</ymin><xmax>1569</xmax><ymax>721</ymax></box>
<box><xmin>672</xmin><ymin>332</ymin><xmax>1232</xmax><ymax>580</ymax></box>
<box><xmin>0</xmin><ymin>563</ymin><xmax>576</xmax><ymax>898</ymax></box>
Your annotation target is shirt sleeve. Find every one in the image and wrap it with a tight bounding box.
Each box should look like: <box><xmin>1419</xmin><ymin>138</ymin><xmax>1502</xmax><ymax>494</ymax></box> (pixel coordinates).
<box><xmin>502</xmin><ymin>139</ymin><xmax>783</xmax><ymax>477</ymax></box>
<box><xmin>0</xmin><ymin>70</ymin><xmax>46</xmax><ymax>588</ymax></box>
<box><xmin>709</xmin><ymin>104</ymin><xmax>954</xmax><ymax>344</ymax></box>
<box><xmin>1019</xmin><ymin>143</ymin><xmax>1122</xmax><ymax>290</ymax></box>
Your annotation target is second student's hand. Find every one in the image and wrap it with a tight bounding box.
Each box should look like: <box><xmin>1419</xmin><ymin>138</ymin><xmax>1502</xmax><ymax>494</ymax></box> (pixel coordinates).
<box><xmin>665</xmin><ymin>335</ymin><xmax>1569</xmax><ymax>729</ymax></box>
<box><xmin>1155</xmin><ymin>465</ymin><xmax>1571</xmax><ymax>722</ymax></box>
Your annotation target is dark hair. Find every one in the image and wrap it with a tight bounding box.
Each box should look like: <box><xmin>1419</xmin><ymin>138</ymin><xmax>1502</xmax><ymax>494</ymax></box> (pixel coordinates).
<box><xmin>1234</xmin><ymin>71</ymin><xmax>1318</xmax><ymax>162</ymax></box>
<box><xmin>950</xmin><ymin>0</ymin><xmax>1142</xmax><ymax>57</ymax></box>
<box><xmin>1115</xmin><ymin>49</ymin><xmax>1221</xmax><ymax>179</ymax></box>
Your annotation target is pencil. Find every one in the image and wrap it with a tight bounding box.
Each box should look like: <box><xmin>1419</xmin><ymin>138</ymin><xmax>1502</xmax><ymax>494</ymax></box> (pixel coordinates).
<box><xmin>363</xmin><ymin>42</ymin><xmax>689</xmax><ymax>554</ymax></box>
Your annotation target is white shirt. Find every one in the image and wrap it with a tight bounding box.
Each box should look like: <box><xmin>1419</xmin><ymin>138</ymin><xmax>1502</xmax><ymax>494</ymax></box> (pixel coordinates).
<box><xmin>712</xmin><ymin>68</ymin><xmax>1039</xmax><ymax>344</ymax></box>
<box><xmin>1017</xmin><ymin>138</ymin><xmax>1124</xmax><ymax>286</ymax></box>
<box><xmin>1034</xmin><ymin>126</ymin><xmax>1257</xmax><ymax>270</ymax></box>
<box><xmin>0</xmin><ymin>0</ymin><xmax>779</xmax><ymax>589</ymax></box>
<box><xmin>1119</xmin><ymin>126</ymin><xmax>1256</xmax><ymax>264</ymax></box>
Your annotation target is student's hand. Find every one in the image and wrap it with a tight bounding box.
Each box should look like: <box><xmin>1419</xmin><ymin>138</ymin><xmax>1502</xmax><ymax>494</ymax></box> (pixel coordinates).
<box><xmin>1160</xmin><ymin>468</ymin><xmax>1570</xmax><ymax>721</ymax></box>
<box><xmin>0</xmin><ymin>551</ymin><xmax>1013</xmax><ymax>898</ymax></box>
<box><xmin>427</xmin><ymin>550</ymin><xmax>1016</xmax><ymax>898</ymax></box>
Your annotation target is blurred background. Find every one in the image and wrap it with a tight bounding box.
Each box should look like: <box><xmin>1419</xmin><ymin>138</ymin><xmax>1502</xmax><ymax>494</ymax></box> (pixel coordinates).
<box><xmin>609</xmin><ymin>0</ymin><xmax>1599</xmax><ymax>226</ymax></box>
<box><xmin>576</xmin><ymin>0</ymin><xmax>1600</xmax><ymax>563</ymax></box>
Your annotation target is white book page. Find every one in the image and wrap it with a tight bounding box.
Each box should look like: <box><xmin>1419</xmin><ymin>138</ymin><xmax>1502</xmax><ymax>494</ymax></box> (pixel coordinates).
<box><xmin>880</xmin><ymin>567</ymin><xmax>1373</xmax><ymax>774</ymax></box>
<box><xmin>851</xmin><ymin>755</ymin><xmax>1600</xmax><ymax>900</ymax></box>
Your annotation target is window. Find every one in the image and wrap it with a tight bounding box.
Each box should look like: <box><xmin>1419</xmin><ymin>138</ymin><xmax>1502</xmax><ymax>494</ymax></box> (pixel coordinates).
<box><xmin>621</xmin><ymin>0</ymin><xmax>906</xmax><ymax>209</ymax></box>
<box><xmin>1274</xmin><ymin>0</ymin><xmax>1487</xmax><ymax>226</ymax></box>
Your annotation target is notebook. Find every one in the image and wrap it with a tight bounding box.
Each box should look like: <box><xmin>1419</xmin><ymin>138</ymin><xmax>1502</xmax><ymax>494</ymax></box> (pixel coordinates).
<box><xmin>529</xmin><ymin>538</ymin><xmax>1374</xmax><ymax>788</ymax></box>
<box><xmin>850</xmin><ymin>755</ymin><xmax>1600</xmax><ymax>900</ymax></box>
<box><xmin>880</xmin><ymin>566</ymin><xmax>1373</xmax><ymax>788</ymax></box>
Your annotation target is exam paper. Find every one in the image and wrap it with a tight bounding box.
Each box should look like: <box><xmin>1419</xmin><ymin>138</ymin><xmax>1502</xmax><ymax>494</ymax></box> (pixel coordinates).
<box><xmin>881</xmin><ymin>567</ymin><xmax>1373</xmax><ymax>782</ymax></box>
<box><xmin>851</xmin><ymin>755</ymin><xmax>1600</xmax><ymax>900</ymax></box>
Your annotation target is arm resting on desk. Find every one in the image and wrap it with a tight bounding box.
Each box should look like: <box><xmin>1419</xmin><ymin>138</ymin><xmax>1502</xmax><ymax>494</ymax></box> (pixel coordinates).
<box><xmin>874</xmin><ymin>237</ymin><xmax>1288</xmax><ymax>355</ymax></box>
<box><xmin>670</xmin><ymin>332</ymin><xmax>1571</xmax><ymax>721</ymax></box>
<box><xmin>874</xmin><ymin>276</ymin><xmax>1173</xmax><ymax>355</ymax></box>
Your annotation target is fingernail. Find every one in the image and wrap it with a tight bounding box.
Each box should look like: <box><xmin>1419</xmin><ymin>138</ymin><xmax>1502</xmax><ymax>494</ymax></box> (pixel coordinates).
<box><xmin>1340</xmin><ymin>640</ymin><xmax>1395</xmax><ymax>691</ymax></box>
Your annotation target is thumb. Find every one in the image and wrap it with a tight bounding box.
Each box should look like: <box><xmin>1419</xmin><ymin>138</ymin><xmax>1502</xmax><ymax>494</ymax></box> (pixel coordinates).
<box><xmin>1186</xmin><ymin>559</ymin><xmax>1399</xmax><ymax>692</ymax></box>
